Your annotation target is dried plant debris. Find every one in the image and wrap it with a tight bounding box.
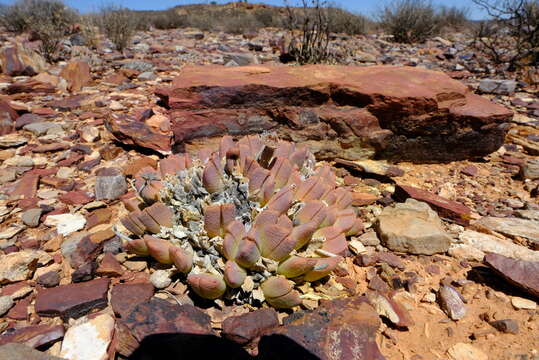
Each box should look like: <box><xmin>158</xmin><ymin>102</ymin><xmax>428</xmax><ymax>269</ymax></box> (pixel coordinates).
<box><xmin>118</xmin><ymin>134</ymin><xmax>363</xmax><ymax>308</ymax></box>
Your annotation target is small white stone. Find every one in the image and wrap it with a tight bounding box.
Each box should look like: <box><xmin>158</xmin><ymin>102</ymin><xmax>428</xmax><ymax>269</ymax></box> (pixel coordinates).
<box><xmin>60</xmin><ymin>313</ymin><xmax>115</xmax><ymax>360</ymax></box>
<box><xmin>44</xmin><ymin>213</ymin><xmax>86</xmax><ymax>236</ymax></box>
<box><xmin>150</xmin><ymin>270</ymin><xmax>171</xmax><ymax>289</ymax></box>
<box><xmin>511</xmin><ymin>296</ymin><xmax>537</xmax><ymax>310</ymax></box>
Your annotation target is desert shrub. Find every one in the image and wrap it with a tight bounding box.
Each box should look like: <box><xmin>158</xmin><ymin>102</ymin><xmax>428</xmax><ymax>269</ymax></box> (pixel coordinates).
<box><xmin>253</xmin><ymin>7</ymin><xmax>282</xmax><ymax>27</ymax></box>
<box><xmin>221</xmin><ymin>12</ymin><xmax>262</xmax><ymax>34</ymax></box>
<box><xmin>437</xmin><ymin>5</ymin><xmax>470</xmax><ymax>30</ymax></box>
<box><xmin>472</xmin><ymin>0</ymin><xmax>539</xmax><ymax>70</ymax></box>
<box><xmin>97</xmin><ymin>5</ymin><xmax>138</xmax><ymax>51</ymax></box>
<box><xmin>327</xmin><ymin>7</ymin><xmax>371</xmax><ymax>35</ymax></box>
<box><xmin>284</xmin><ymin>0</ymin><xmax>333</xmax><ymax>64</ymax></box>
<box><xmin>379</xmin><ymin>0</ymin><xmax>439</xmax><ymax>43</ymax></box>
<box><xmin>0</xmin><ymin>0</ymin><xmax>78</xmax><ymax>62</ymax></box>
<box><xmin>151</xmin><ymin>9</ymin><xmax>187</xmax><ymax>29</ymax></box>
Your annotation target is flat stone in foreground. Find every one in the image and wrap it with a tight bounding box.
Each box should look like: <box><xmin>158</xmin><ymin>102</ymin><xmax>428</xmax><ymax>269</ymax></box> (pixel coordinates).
<box><xmin>260</xmin><ymin>296</ymin><xmax>385</xmax><ymax>360</ymax></box>
<box><xmin>34</xmin><ymin>278</ymin><xmax>110</xmax><ymax>320</ymax></box>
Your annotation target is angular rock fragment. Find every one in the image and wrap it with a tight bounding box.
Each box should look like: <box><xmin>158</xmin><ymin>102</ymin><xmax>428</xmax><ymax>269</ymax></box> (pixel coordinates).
<box><xmin>476</xmin><ymin>216</ymin><xmax>539</xmax><ymax>244</ymax></box>
<box><xmin>0</xmin><ymin>250</ymin><xmax>45</xmax><ymax>284</ymax></box>
<box><xmin>394</xmin><ymin>184</ymin><xmax>471</xmax><ymax>225</ymax></box>
<box><xmin>35</xmin><ymin>278</ymin><xmax>110</xmax><ymax>320</ymax></box>
<box><xmin>95</xmin><ymin>167</ymin><xmax>127</xmax><ymax>200</ymax></box>
<box><xmin>484</xmin><ymin>252</ymin><xmax>539</xmax><ymax>297</ymax></box>
<box><xmin>122</xmin><ymin>298</ymin><xmax>213</xmax><ymax>342</ymax></box>
<box><xmin>222</xmin><ymin>308</ymin><xmax>279</xmax><ymax>345</ymax></box>
<box><xmin>438</xmin><ymin>285</ymin><xmax>466</xmax><ymax>320</ymax></box>
<box><xmin>0</xmin><ymin>324</ymin><xmax>65</xmax><ymax>348</ymax></box>
<box><xmin>447</xmin><ymin>343</ymin><xmax>488</xmax><ymax>360</ymax></box>
<box><xmin>111</xmin><ymin>282</ymin><xmax>154</xmax><ymax>318</ymax></box>
<box><xmin>261</xmin><ymin>296</ymin><xmax>385</xmax><ymax>360</ymax></box>
<box><xmin>60</xmin><ymin>313</ymin><xmax>115</xmax><ymax>360</ymax></box>
<box><xmin>376</xmin><ymin>199</ymin><xmax>452</xmax><ymax>255</ymax></box>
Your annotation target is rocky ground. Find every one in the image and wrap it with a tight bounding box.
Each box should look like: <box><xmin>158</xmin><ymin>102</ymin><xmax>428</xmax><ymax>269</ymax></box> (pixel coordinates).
<box><xmin>0</xmin><ymin>26</ymin><xmax>538</xmax><ymax>360</ymax></box>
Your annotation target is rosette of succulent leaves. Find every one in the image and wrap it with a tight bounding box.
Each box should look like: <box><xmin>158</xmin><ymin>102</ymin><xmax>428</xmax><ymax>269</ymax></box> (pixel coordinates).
<box><xmin>118</xmin><ymin>135</ymin><xmax>363</xmax><ymax>308</ymax></box>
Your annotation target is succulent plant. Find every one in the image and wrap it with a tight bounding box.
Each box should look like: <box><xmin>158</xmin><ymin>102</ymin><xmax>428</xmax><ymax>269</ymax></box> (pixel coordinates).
<box><xmin>119</xmin><ymin>134</ymin><xmax>363</xmax><ymax>308</ymax></box>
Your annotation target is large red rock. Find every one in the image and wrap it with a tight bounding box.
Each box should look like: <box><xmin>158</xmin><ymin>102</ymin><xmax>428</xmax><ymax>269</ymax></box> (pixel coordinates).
<box><xmin>60</xmin><ymin>61</ymin><xmax>91</xmax><ymax>92</ymax></box>
<box><xmin>260</xmin><ymin>296</ymin><xmax>385</xmax><ymax>360</ymax></box>
<box><xmin>152</xmin><ymin>65</ymin><xmax>512</xmax><ymax>162</ymax></box>
<box><xmin>484</xmin><ymin>252</ymin><xmax>539</xmax><ymax>298</ymax></box>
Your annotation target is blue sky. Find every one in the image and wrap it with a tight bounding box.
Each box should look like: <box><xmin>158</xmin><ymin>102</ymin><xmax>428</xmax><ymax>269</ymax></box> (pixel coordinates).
<box><xmin>0</xmin><ymin>0</ymin><xmax>488</xmax><ymax>19</ymax></box>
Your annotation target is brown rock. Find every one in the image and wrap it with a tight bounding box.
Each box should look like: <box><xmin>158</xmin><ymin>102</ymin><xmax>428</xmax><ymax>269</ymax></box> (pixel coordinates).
<box><xmin>0</xmin><ymin>324</ymin><xmax>65</xmax><ymax>348</ymax></box>
<box><xmin>394</xmin><ymin>184</ymin><xmax>471</xmax><ymax>225</ymax></box>
<box><xmin>261</xmin><ymin>296</ymin><xmax>385</xmax><ymax>360</ymax></box>
<box><xmin>157</xmin><ymin>65</ymin><xmax>511</xmax><ymax>162</ymax></box>
<box><xmin>484</xmin><ymin>252</ymin><xmax>539</xmax><ymax>298</ymax></box>
<box><xmin>110</xmin><ymin>282</ymin><xmax>154</xmax><ymax>318</ymax></box>
<box><xmin>34</xmin><ymin>278</ymin><xmax>110</xmax><ymax>320</ymax></box>
<box><xmin>121</xmin><ymin>298</ymin><xmax>213</xmax><ymax>342</ymax></box>
<box><xmin>222</xmin><ymin>308</ymin><xmax>279</xmax><ymax>345</ymax></box>
<box><xmin>6</xmin><ymin>79</ymin><xmax>56</xmax><ymax>94</ymax></box>
<box><xmin>0</xmin><ymin>99</ymin><xmax>19</xmax><ymax>135</ymax></box>
<box><xmin>96</xmin><ymin>252</ymin><xmax>124</xmax><ymax>277</ymax></box>
<box><xmin>60</xmin><ymin>61</ymin><xmax>91</xmax><ymax>92</ymax></box>
<box><xmin>0</xmin><ymin>43</ymin><xmax>47</xmax><ymax>76</ymax></box>
<box><xmin>86</xmin><ymin>208</ymin><xmax>112</xmax><ymax>229</ymax></box>
<box><xmin>59</xmin><ymin>190</ymin><xmax>94</xmax><ymax>205</ymax></box>
<box><xmin>489</xmin><ymin>319</ymin><xmax>519</xmax><ymax>334</ymax></box>
<box><xmin>105</xmin><ymin>113</ymin><xmax>172</xmax><ymax>154</ymax></box>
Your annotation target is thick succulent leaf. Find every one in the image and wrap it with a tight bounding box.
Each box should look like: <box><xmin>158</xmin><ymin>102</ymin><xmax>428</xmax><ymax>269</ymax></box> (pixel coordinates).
<box><xmin>187</xmin><ymin>273</ymin><xmax>227</xmax><ymax>300</ymax></box>
<box><xmin>315</xmin><ymin>226</ymin><xmax>348</xmax><ymax>255</ymax></box>
<box><xmin>294</xmin><ymin>200</ymin><xmax>327</xmax><ymax>226</ymax></box>
<box><xmin>247</xmin><ymin>166</ymin><xmax>270</xmax><ymax>195</ymax></box>
<box><xmin>204</xmin><ymin>204</ymin><xmax>222</xmax><ymax>238</ymax></box>
<box><xmin>277</xmin><ymin>256</ymin><xmax>317</xmax><ymax>278</ymax></box>
<box><xmin>270</xmin><ymin>157</ymin><xmax>294</xmax><ymax>189</ymax></box>
<box><xmin>159</xmin><ymin>154</ymin><xmax>190</xmax><ymax>177</ymax></box>
<box><xmin>139</xmin><ymin>182</ymin><xmax>162</xmax><ymax>204</ymax></box>
<box><xmin>219</xmin><ymin>135</ymin><xmax>235</xmax><ymax>159</ymax></box>
<box><xmin>273</xmin><ymin>141</ymin><xmax>295</xmax><ymax>159</ymax></box>
<box><xmin>258</xmin><ymin>175</ymin><xmax>276</xmax><ymax>205</ymax></box>
<box><xmin>266</xmin><ymin>289</ymin><xmax>302</xmax><ymax>309</ymax></box>
<box><xmin>289</xmin><ymin>147</ymin><xmax>308</xmax><ymax>169</ymax></box>
<box><xmin>234</xmin><ymin>237</ymin><xmax>260</xmax><ymax>268</ymax></box>
<box><xmin>202</xmin><ymin>154</ymin><xmax>224</xmax><ymax>194</ymax></box>
<box><xmin>333</xmin><ymin>208</ymin><xmax>357</xmax><ymax>233</ymax></box>
<box><xmin>256</xmin><ymin>224</ymin><xmax>290</xmax><ymax>258</ymax></box>
<box><xmin>347</xmin><ymin>217</ymin><xmax>364</xmax><ymax>236</ymax></box>
<box><xmin>124</xmin><ymin>238</ymin><xmax>149</xmax><ymax>256</ymax></box>
<box><xmin>144</xmin><ymin>235</ymin><xmax>173</xmax><ymax>264</ymax></box>
<box><xmin>145</xmin><ymin>202</ymin><xmax>174</xmax><ymax>228</ymax></box>
<box><xmin>290</xmin><ymin>221</ymin><xmax>318</xmax><ymax>250</ymax></box>
<box><xmin>121</xmin><ymin>213</ymin><xmax>145</xmax><ymax>236</ymax></box>
<box><xmin>170</xmin><ymin>246</ymin><xmax>193</xmax><ymax>273</ymax></box>
<box><xmin>138</xmin><ymin>210</ymin><xmax>161</xmax><ymax>234</ymax></box>
<box><xmin>222</xmin><ymin>220</ymin><xmax>246</xmax><ymax>260</ymax></box>
<box><xmin>323</xmin><ymin>188</ymin><xmax>353</xmax><ymax>209</ymax></box>
<box><xmin>266</xmin><ymin>185</ymin><xmax>295</xmax><ymax>214</ymax></box>
<box><xmin>224</xmin><ymin>260</ymin><xmax>247</xmax><ymax>288</ymax></box>
<box><xmin>261</xmin><ymin>276</ymin><xmax>294</xmax><ymax>298</ymax></box>
<box><xmin>267</xmin><ymin>235</ymin><xmax>297</xmax><ymax>262</ymax></box>
<box><xmin>303</xmin><ymin>256</ymin><xmax>343</xmax><ymax>282</ymax></box>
